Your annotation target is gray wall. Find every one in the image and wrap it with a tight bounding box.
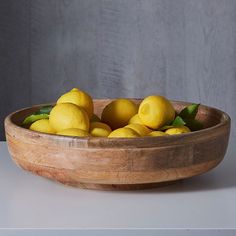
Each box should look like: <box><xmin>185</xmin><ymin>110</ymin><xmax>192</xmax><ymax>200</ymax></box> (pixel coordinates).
<box><xmin>0</xmin><ymin>0</ymin><xmax>236</xmax><ymax>140</ymax></box>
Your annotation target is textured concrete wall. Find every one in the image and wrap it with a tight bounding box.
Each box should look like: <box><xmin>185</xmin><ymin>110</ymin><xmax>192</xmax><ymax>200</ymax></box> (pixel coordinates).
<box><xmin>0</xmin><ymin>0</ymin><xmax>236</xmax><ymax>140</ymax></box>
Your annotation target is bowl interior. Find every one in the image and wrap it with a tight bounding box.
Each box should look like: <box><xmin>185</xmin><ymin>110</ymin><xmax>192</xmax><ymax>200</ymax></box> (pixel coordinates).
<box><xmin>11</xmin><ymin>99</ymin><xmax>226</xmax><ymax>128</ymax></box>
<box><xmin>5</xmin><ymin>98</ymin><xmax>231</xmax><ymax>149</ymax></box>
<box><xmin>93</xmin><ymin>99</ymin><xmax>225</xmax><ymax>129</ymax></box>
<box><xmin>9</xmin><ymin>99</ymin><xmax>226</xmax><ymax>130</ymax></box>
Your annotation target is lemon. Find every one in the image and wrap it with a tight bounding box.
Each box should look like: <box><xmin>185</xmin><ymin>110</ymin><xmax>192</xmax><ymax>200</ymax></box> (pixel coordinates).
<box><xmin>90</xmin><ymin>122</ymin><xmax>112</xmax><ymax>137</ymax></box>
<box><xmin>49</xmin><ymin>103</ymin><xmax>89</xmax><ymax>132</ymax></box>
<box><xmin>30</xmin><ymin>119</ymin><xmax>55</xmax><ymax>134</ymax></box>
<box><xmin>108</xmin><ymin>127</ymin><xmax>140</xmax><ymax>138</ymax></box>
<box><xmin>57</xmin><ymin>128</ymin><xmax>90</xmax><ymax>137</ymax></box>
<box><xmin>165</xmin><ymin>126</ymin><xmax>191</xmax><ymax>135</ymax></box>
<box><xmin>90</xmin><ymin>114</ymin><xmax>101</xmax><ymax>122</ymax></box>
<box><xmin>148</xmin><ymin>131</ymin><xmax>168</xmax><ymax>137</ymax></box>
<box><xmin>125</xmin><ymin>123</ymin><xmax>151</xmax><ymax>136</ymax></box>
<box><xmin>138</xmin><ymin>95</ymin><xmax>175</xmax><ymax>129</ymax></box>
<box><xmin>128</xmin><ymin>114</ymin><xmax>143</xmax><ymax>125</ymax></box>
<box><xmin>101</xmin><ymin>99</ymin><xmax>138</xmax><ymax>129</ymax></box>
<box><xmin>57</xmin><ymin>88</ymin><xmax>94</xmax><ymax>118</ymax></box>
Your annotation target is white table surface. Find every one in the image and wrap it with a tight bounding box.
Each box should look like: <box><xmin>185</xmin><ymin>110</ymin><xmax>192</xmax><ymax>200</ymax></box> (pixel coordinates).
<box><xmin>0</xmin><ymin>136</ymin><xmax>236</xmax><ymax>230</ymax></box>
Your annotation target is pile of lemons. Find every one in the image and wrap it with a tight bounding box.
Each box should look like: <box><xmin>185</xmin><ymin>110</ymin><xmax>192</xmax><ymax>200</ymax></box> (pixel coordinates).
<box><xmin>29</xmin><ymin>88</ymin><xmax>191</xmax><ymax>138</ymax></box>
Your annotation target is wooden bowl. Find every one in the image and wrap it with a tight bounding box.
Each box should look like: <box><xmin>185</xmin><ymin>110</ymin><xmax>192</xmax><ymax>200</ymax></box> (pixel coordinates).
<box><xmin>4</xmin><ymin>99</ymin><xmax>230</xmax><ymax>190</ymax></box>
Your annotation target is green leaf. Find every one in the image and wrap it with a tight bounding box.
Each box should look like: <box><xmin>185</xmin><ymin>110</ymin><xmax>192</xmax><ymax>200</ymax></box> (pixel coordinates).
<box><xmin>22</xmin><ymin>113</ymin><xmax>49</xmax><ymax>125</ymax></box>
<box><xmin>159</xmin><ymin>125</ymin><xmax>175</xmax><ymax>131</ymax></box>
<box><xmin>22</xmin><ymin>105</ymin><xmax>53</xmax><ymax>125</ymax></box>
<box><xmin>172</xmin><ymin>116</ymin><xmax>186</xmax><ymax>126</ymax></box>
<box><xmin>160</xmin><ymin>117</ymin><xmax>186</xmax><ymax>131</ymax></box>
<box><xmin>185</xmin><ymin>119</ymin><xmax>203</xmax><ymax>131</ymax></box>
<box><xmin>34</xmin><ymin>105</ymin><xmax>53</xmax><ymax>115</ymax></box>
<box><xmin>179</xmin><ymin>103</ymin><xmax>200</xmax><ymax>120</ymax></box>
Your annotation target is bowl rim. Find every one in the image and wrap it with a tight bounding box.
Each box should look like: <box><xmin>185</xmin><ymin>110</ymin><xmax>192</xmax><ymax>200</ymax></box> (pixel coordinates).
<box><xmin>4</xmin><ymin>99</ymin><xmax>231</xmax><ymax>148</ymax></box>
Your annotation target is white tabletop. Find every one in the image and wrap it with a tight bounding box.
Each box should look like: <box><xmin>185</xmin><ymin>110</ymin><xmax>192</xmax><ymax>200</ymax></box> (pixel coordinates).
<box><xmin>0</xmin><ymin>137</ymin><xmax>236</xmax><ymax>230</ymax></box>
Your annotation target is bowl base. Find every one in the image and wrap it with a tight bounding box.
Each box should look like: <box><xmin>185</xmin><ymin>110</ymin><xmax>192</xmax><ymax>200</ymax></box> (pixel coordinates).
<box><xmin>58</xmin><ymin>180</ymin><xmax>180</xmax><ymax>191</ymax></box>
<box><xmin>14</xmin><ymin>156</ymin><xmax>181</xmax><ymax>191</ymax></box>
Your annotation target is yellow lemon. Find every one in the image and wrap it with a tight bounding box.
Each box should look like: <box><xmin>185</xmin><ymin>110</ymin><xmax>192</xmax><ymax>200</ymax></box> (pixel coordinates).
<box><xmin>90</xmin><ymin>122</ymin><xmax>112</xmax><ymax>137</ymax></box>
<box><xmin>165</xmin><ymin>126</ymin><xmax>191</xmax><ymax>135</ymax></box>
<box><xmin>30</xmin><ymin>119</ymin><xmax>55</xmax><ymax>134</ymax></box>
<box><xmin>138</xmin><ymin>95</ymin><xmax>175</xmax><ymax>129</ymax></box>
<box><xmin>57</xmin><ymin>88</ymin><xmax>94</xmax><ymax>118</ymax></box>
<box><xmin>148</xmin><ymin>131</ymin><xmax>168</xmax><ymax>137</ymax></box>
<box><xmin>57</xmin><ymin>128</ymin><xmax>90</xmax><ymax>137</ymax></box>
<box><xmin>49</xmin><ymin>103</ymin><xmax>89</xmax><ymax>132</ymax></box>
<box><xmin>90</xmin><ymin>114</ymin><xmax>101</xmax><ymax>122</ymax></box>
<box><xmin>108</xmin><ymin>127</ymin><xmax>140</xmax><ymax>138</ymax></box>
<box><xmin>128</xmin><ymin>114</ymin><xmax>144</xmax><ymax>125</ymax></box>
<box><xmin>125</xmin><ymin>123</ymin><xmax>151</xmax><ymax>136</ymax></box>
<box><xmin>101</xmin><ymin>99</ymin><xmax>138</xmax><ymax>130</ymax></box>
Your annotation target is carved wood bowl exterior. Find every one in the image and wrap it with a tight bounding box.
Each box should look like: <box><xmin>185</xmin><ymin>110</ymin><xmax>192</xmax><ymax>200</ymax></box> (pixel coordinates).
<box><xmin>4</xmin><ymin>99</ymin><xmax>231</xmax><ymax>190</ymax></box>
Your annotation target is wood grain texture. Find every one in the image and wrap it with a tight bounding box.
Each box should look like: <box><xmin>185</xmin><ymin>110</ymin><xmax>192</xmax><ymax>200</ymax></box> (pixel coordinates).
<box><xmin>4</xmin><ymin>99</ymin><xmax>230</xmax><ymax>190</ymax></box>
<box><xmin>0</xmin><ymin>0</ymin><xmax>236</xmax><ymax>140</ymax></box>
